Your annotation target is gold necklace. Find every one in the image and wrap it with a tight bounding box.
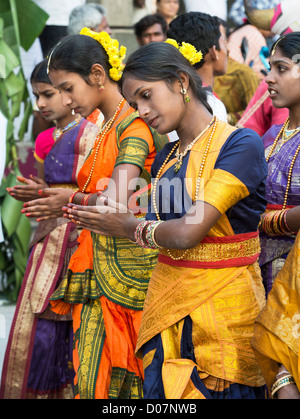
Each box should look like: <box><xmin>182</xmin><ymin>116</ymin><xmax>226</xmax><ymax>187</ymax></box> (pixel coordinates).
<box><xmin>266</xmin><ymin>118</ymin><xmax>290</xmax><ymax>161</ymax></box>
<box><xmin>266</xmin><ymin>117</ymin><xmax>300</xmax><ymax>209</ymax></box>
<box><xmin>174</xmin><ymin>117</ymin><xmax>216</xmax><ymax>172</ymax></box>
<box><xmin>81</xmin><ymin>99</ymin><xmax>125</xmax><ymax>193</ymax></box>
<box><xmin>153</xmin><ymin>117</ymin><xmax>218</xmax><ymax>260</ymax></box>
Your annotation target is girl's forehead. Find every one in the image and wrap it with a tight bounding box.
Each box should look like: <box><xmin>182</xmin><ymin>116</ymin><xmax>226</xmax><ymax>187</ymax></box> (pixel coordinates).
<box><xmin>269</xmin><ymin>48</ymin><xmax>291</xmax><ymax>64</ymax></box>
<box><xmin>32</xmin><ymin>81</ymin><xmax>55</xmax><ymax>92</ymax></box>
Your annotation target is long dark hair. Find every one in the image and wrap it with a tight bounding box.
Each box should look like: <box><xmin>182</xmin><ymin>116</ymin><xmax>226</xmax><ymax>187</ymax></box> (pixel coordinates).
<box><xmin>30</xmin><ymin>59</ymin><xmax>51</xmax><ymax>84</ymax></box>
<box><xmin>271</xmin><ymin>31</ymin><xmax>300</xmax><ymax>59</ymax></box>
<box><xmin>47</xmin><ymin>34</ymin><xmax>112</xmax><ymax>84</ymax></box>
<box><xmin>119</xmin><ymin>42</ymin><xmax>212</xmax><ymax>113</ymax></box>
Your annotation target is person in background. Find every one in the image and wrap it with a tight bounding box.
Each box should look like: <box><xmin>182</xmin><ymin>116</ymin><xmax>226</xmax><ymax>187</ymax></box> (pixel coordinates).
<box><xmin>214</xmin><ymin>55</ymin><xmax>259</xmax><ymax>125</ymax></box>
<box><xmin>32</xmin><ymin>0</ymin><xmax>86</xmax><ymax>57</ymax></box>
<box><xmin>214</xmin><ymin>21</ymin><xmax>260</xmax><ymax>126</ymax></box>
<box><xmin>167</xmin><ymin>12</ymin><xmax>228</xmax><ymax>122</ymax></box>
<box><xmin>134</xmin><ymin>13</ymin><xmax>168</xmax><ymax>46</ymax></box>
<box><xmin>68</xmin><ymin>3</ymin><xmax>113</xmax><ymax>127</ymax></box>
<box><xmin>0</xmin><ymin>60</ymin><xmax>98</xmax><ymax>399</ymax></box>
<box><xmin>156</xmin><ymin>0</ymin><xmax>180</xmax><ymax>27</ymax></box>
<box><xmin>230</xmin><ymin>0</ymin><xmax>279</xmax><ymax>27</ymax></box>
<box><xmin>29</xmin><ymin>0</ymin><xmax>86</xmax><ymax>141</ymax></box>
<box><xmin>226</xmin><ymin>24</ymin><xmax>269</xmax><ymax>80</ymax></box>
<box><xmin>67</xmin><ymin>3</ymin><xmax>112</xmax><ymax>35</ymax></box>
<box><xmin>243</xmin><ymin>0</ymin><xmax>300</xmax><ymax>37</ymax></box>
<box><xmin>229</xmin><ymin>0</ymin><xmax>280</xmax><ymax>48</ymax></box>
<box><xmin>133</xmin><ymin>0</ymin><xmax>157</xmax><ymax>25</ymax></box>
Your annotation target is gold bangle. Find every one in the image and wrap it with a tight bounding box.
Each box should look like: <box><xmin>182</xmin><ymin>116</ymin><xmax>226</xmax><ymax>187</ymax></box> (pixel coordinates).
<box><xmin>151</xmin><ymin>220</ymin><xmax>163</xmax><ymax>248</ymax></box>
<box><xmin>271</xmin><ymin>375</ymin><xmax>296</xmax><ymax>397</ymax></box>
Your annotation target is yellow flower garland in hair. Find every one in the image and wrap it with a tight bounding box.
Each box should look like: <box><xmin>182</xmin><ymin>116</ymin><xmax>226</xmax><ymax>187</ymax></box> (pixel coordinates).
<box><xmin>80</xmin><ymin>27</ymin><xmax>126</xmax><ymax>81</ymax></box>
<box><xmin>165</xmin><ymin>38</ymin><xmax>203</xmax><ymax>66</ymax></box>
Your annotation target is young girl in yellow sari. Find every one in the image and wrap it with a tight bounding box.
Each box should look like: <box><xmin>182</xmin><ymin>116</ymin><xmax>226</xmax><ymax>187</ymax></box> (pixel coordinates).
<box><xmin>65</xmin><ymin>41</ymin><xmax>268</xmax><ymax>399</ymax></box>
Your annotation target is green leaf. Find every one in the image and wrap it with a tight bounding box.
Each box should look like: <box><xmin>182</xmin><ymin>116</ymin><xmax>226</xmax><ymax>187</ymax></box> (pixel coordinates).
<box><xmin>0</xmin><ymin>81</ymin><xmax>10</xmax><ymax>118</ymax></box>
<box><xmin>9</xmin><ymin>0</ymin><xmax>20</xmax><ymax>47</ymax></box>
<box><xmin>18</xmin><ymin>97</ymin><xmax>32</xmax><ymax>140</ymax></box>
<box><xmin>14</xmin><ymin>212</ymin><xmax>31</xmax><ymax>255</ymax></box>
<box><xmin>0</xmin><ymin>38</ymin><xmax>20</xmax><ymax>77</ymax></box>
<box><xmin>4</xmin><ymin>70</ymin><xmax>25</xmax><ymax>97</ymax></box>
<box><xmin>15</xmin><ymin>0</ymin><xmax>49</xmax><ymax>51</ymax></box>
<box><xmin>13</xmin><ymin>248</ymin><xmax>28</xmax><ymax>273</ymax></box>
<box><xmin>1</xmin><ymin>191</ymin><xmax>23</xmax><ymax>236</ymax></box>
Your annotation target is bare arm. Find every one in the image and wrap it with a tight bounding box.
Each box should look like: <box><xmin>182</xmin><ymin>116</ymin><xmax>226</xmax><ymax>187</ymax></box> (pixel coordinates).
<box><xmin>23</xmin><ymin>163</ymin><xmax>142</xmax><ymax>221</ymax></box>
<box><xmin>64</xmin><ymin>198</ymin><xmax>222</xmax><ymax>249</ymax></box>
<box><xmin>285</xmin><ymin>206</ymin><xmax>300</xmax><ymax>232</ymax></box>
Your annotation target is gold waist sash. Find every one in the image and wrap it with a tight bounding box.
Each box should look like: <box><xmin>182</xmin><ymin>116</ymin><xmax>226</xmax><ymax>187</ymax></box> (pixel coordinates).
<box><xmin>159</xmin><ymin>231</ymin><xmax>260</xmax><ymax>268</ymax></box>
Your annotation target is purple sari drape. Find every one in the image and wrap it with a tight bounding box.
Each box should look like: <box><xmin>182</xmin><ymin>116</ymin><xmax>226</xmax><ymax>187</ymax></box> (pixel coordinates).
<box><xmin>0</xmin><ymin>118</ymin><xmax>97</xmax><ymax>399</ymax></box>
<box><xmin>259</xmin><ymin>124</ymin><xmax>300</xmax><ymax>294</ymax></box>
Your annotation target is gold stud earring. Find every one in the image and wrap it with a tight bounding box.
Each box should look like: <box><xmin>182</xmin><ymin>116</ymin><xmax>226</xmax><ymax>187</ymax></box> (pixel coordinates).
<box><xmin>98</xmin><ymin>82</ymin><xmax>104</xmax><ymax>91</ymax></box>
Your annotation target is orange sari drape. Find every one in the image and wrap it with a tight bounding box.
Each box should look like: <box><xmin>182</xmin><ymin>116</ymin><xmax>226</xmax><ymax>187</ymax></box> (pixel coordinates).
<box><xmin>51</xmin><ymin>105</ymin><xmax>168</xmax><ymax>398</ymax></box>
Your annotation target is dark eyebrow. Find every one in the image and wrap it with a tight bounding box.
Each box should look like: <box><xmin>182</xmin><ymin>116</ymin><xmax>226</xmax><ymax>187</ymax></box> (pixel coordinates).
<box><xmin>269</xmin><ymin>58</ymin><xmax>291</xmax><ymax>66</ymax></box>
<box><xmin>33</xmin><ymin>88</ymin><xmax>53</xmax><ymax>95</ymax></box>
<box><xmin>55</xmin><ymin>81</ymin><xmax>69</xmax><ymax>89</ymax></box>
<box><xmin>133</xmin><ymin>85</ymin><xmax>145</xmax><ymax>97</ymax></box>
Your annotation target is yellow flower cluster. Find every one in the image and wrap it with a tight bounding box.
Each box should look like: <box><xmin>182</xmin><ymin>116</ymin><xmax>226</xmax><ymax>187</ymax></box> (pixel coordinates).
<box><xmin>80</xmin><ymin>27</ymin><xmax>126</xmax><ymax>81</ymax></box>
<box><xmin>165</xmin><ymin>38</ymin><xmax>203</xmax><ymax>66</ymax></box>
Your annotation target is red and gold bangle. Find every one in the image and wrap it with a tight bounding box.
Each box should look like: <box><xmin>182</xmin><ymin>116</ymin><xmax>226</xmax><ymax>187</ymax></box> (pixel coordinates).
<box><xmin>272</xmin><ymin>210</ymin><xmax>283</xmax><ymax>235</ymax></box>
<box><xmin>69</xmin><ymin>190</ymin><xmax>80</xmax><ymax>204</ymax></box>
<box><xmin>81</xmin><ymin>193</ymin><xmax>93</xmax><ymax>206</ymax></box>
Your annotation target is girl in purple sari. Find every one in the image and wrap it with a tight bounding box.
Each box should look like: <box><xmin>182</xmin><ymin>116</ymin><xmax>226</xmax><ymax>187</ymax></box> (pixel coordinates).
<box><xmin>259</xmin><ymin>33</ymin><xmax>300</xmax><ymax>295</ymax></box>
<box><xmin>0</xmin><ymin>61</ymin><xmax>98</xmax><ymax>399</ymax></box>
<box><xmin>251</xmin><ymin>32</ymin><xmax>300</xmax><ymax>400</ymax></box>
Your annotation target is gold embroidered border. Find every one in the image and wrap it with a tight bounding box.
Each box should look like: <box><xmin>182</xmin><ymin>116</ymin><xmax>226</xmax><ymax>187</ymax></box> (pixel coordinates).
<box><xmin>160</xmin><ymin>235</ymin><xmax>260</xmax><ymax>263</ymax></box>
<box><xmin>77</xmin><ymin>299</ymin><xmax>105</xmax><ymax>399</ymax></box>
<box><xmin>49</xmin><ymin>183</ymin><xmax>79</xmax><ymax>190</ymax></box>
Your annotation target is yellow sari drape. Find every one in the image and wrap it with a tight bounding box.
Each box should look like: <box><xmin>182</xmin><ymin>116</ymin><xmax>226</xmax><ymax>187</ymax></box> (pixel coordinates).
<box><xmin>136</xmin><ymin>122</ymin><xmax>266</xmax><ymax>394</ymax></box>
<box><xmin>252</xmin><ymin>231</ymin><xmax>300</xmax><ymax>395</ymax></box>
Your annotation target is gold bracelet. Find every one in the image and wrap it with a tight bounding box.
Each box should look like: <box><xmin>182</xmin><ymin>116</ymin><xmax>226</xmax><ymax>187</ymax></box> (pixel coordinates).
<box><xmin>271</xmin><ymin>375</ymin><xmax>296</xmax><ymax>397</ymax></box>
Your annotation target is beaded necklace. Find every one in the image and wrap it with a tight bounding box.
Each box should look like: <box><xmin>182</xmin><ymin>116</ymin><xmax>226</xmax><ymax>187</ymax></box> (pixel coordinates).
<box><xmin>54</xmin><ymin>116</ymin><xmax>81</xmax><ymax>141</ymax></box>
<box><xmin>266</xmin><ymin>117</ymin><xmax>300</xmax><ymax>209</ymax></box>
<box><xmin>174</xmin><ymin>117</ymin><xmax>216</xmax><ymax>173</ymax></box>
<box><xmin>81</xmin><ymin>99</ymin><xmax>125</xmax><ymax>193</ymax></box>
<box><xmin>153</xmin><ymin>117</ymin><xmax>218</xmax><ymax>260</ymax></box>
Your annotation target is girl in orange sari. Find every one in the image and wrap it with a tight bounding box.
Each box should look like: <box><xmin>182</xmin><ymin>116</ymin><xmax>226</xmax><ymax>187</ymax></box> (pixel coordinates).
<box><xmin>23</xmin><ymin>30</ymin><xmax>168</xmax><ymax>399</ymax></box>
<box><xmin>0</xmin><ymin>60</ymin><xmax>99</xmax><ymax>399</ymax></box>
